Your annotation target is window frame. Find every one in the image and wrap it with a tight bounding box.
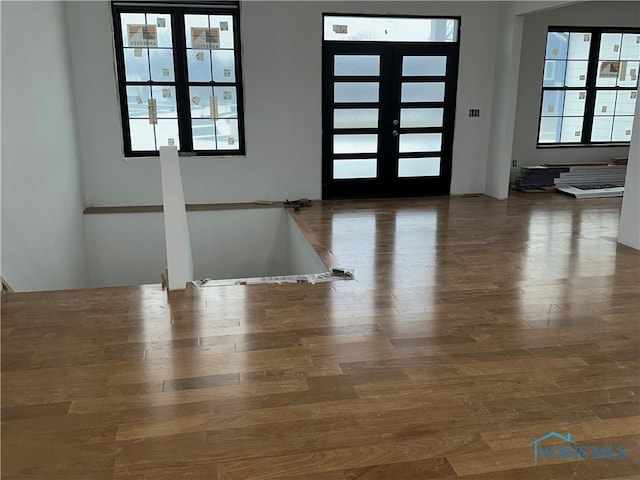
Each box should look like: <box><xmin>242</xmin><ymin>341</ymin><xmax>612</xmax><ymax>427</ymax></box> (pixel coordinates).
<box><xmin>537</xmin><ymin>26</ymin><xmax>639</xmax><ymax>148</ymax></box>
<box><xmin>112</xmin><ymin>1</ymin><xmax>246</xmax><ymax>157</ymax></box>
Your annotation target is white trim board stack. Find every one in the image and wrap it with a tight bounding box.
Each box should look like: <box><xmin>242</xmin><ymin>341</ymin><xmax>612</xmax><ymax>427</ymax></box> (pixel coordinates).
<box><xmin>554</xmin><ymin>165</ymin><xmax>627</xmax><ymax>199</ymax></box>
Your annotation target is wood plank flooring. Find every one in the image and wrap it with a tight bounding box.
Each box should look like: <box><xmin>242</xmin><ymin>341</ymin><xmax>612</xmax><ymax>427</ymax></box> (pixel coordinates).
<box><xmin>2</xmin><ymin>193</ymin><xmax>639</xmax><ymax>479</ymax></box>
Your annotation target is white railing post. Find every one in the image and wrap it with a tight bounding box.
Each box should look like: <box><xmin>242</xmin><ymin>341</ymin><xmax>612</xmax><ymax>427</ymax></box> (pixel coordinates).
<box><xmin>159</xmin><ymin>146</ymin><xmax>194</xmax><ymax>290</ymax></box>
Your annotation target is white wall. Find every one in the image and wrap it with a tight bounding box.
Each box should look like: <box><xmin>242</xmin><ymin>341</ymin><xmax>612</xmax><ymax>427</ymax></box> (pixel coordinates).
<box><xmin>287</xmin><ymin>213</ymin><xmax>329</xmax><ymax>275</ymax></box>
<box><xmin>66</xmin><ymin>1</ymin><xmax>501</xmax><ymax>205</ymax></box>
<box><xmin>84</xmin><ymin>209</ymin><xmax>327</xmax><ymax>287</ymax></box>
<box><xmin>1</xmin><ymin>1</ymin><xmax>89</xmax><ymax>291</ymax></box>
<box><xmin>84</xmin><ymin>212</ymin><xmax>166</xmax><ymax>287</ymax></box>
<box><xmin>511</xmin><ymin>1</ymin><xmax>639</xmax><ymax>174</ymax></box>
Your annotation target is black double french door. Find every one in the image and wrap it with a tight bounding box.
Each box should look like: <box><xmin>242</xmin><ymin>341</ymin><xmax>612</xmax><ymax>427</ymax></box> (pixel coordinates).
<box><xmin>322</xmin><ymin>41</ymin><xmax>459</xmax><ymax>199</ymax></box>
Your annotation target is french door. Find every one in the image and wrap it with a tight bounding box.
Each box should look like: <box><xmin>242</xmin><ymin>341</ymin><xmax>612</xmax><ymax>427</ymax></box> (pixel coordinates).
<box><xmin>322</xmin><ymin>42</ymin><xmax>459</xmax><ymax>199</ymax></box>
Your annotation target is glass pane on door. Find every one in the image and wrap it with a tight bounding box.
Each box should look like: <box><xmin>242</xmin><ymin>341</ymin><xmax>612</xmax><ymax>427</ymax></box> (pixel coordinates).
<box><xmin>402</xmin><ymin>56</ymin><xmax>446</xmax><ymax>76</ymax></box>
<box><xmin>334</xmin><ymin>109</ymin><xmax>379</xmax><ymax>129</ymax></box>
<box><xmin>334</xmin><ymin>55</ymin><xmax>380</xmax><ymax>76</ymax></box>
<box><xmin>400</xmin><ymin>108</ymin><xmax>443</xmax><ymax>128</ymax></box>
<box><xmin>401</xmin><ymin>83</ymin><xmax>445</xmax><ymax>102</ymax></box>
<box><xmin>399</xmin><ymin>133</ymin><xmax>442</xmax><ymax>153</ymax></box>
<box><xmin>333</xmin><ymin>159</ymin><xmax>377</xmax><ymax>179</ymax></box>
<box><xmin>334</xmin><ymin>82</ymin><xmax>379</xmax><ymax>102</ymax></box>
<box><xmin>398</xmin><ymin>157</ymin><xmax>440</xmax><ymax>177</ymax></box>
<box><xmin>333</xmin><ymin>134</ymin><xmax>378</xmax><ymax>154</ymax></box>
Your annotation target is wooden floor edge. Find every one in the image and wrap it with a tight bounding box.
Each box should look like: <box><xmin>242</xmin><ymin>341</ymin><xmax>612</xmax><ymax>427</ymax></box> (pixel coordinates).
<box><xmin>83</xmin><ymin>196</ymin><xmax>503</xmax><ymax>215</ymax></box>
<box><xmin>83</xmin><ymin>202</ymin><xmax>292</xmax><ymax>214</ymax></box>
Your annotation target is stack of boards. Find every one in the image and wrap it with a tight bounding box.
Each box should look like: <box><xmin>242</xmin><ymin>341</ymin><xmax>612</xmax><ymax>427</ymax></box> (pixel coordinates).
<box><xmin>513</xmin><ymin>159</ymin><xmax>627</xmax><ymax>198</ymax></box>
<box><xmin>554</xmin><ymin>165</ymin><xmax>626</xmax><ymax>198</ymax></box>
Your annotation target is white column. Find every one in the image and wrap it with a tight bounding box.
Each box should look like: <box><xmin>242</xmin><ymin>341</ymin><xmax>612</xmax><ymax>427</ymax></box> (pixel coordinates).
<box><xmin>160</xmin><ymin>146</ymin><xmax>194</xmax><ymax>289</ymax></box>
<box><xmin>618</xmin><ymin>96</ymin><xmax>640</xmax><ymax>250</ymax></box>
<box><xmin>485</xmin><ymin>5</ymin><xmax>524</xmax><ymax>199</ymax></box>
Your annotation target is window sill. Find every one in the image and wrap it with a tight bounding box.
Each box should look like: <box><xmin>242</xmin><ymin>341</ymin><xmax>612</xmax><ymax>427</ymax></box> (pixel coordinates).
<box><xmin>536</xmin><ymin>142</ymin><xmax>631</xmax><ymax>149</ymax></box>
<box><xmin>123</xmin><ymin>151</ymin><xmax>247</xmax><ymax>159</ymax></box>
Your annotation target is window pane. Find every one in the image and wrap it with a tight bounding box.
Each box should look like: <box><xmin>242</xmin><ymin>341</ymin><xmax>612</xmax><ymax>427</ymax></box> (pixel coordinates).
<box><xmin>402</xmin><ymin>56</ymin><xmax>446</xmax><ymax>76</ymax></box>
<box><xmin>398</xmin><ymin>157</ymin><xmax>440</xmax><ymax>177</ymax></box>
<box><xmin>539</xmin><ymin>117</ymin><xmax>561</xmax><ymax>143</ymax></box>
<box><xmin>149</xmin><ymin>49</ymin><xmax>175</xmax><ymax>82</ymax></box>
<box><xmin>568</xmin><ymin>32</ymin><xmax>591</xmax><ymax>60</ymax></box>
<box><xmin>546</xmin><ymin>32</ymin><xmax>568</xmax><ymax>59</ymax></box>
<box><xmin>209</xmin><ymin>15</ymin><xmax>235</xmax><ymax>49</ymax></box>
<box><xmin>121</xmin><ymin>13</ymin><xmax>146</xmax><ymax>48</ymax></box>
<box><xmin>334</xmin><ymin>82</ymin><xmax>379</xmax><ymax>103</ymax></box>
<box><xmin>187</xmin><ymin>50</ymin><xmax>212</xmax><ymax>82</ymax></box>
<box><xmin>124</xmin><ymin>48</ymin><xmax>150</xmax><ymax>81</ymax></box>
<box><xmin>563</xmin><ymin>90</ymin><xmax>586</xmax><ymax>116</ymax></box>
<box><xmin>599</xmin><ymin>33</ymin><xmax>623</xmax><ymax>60</ymax></box>
<box><xmin>334</xmin><ymin>109</ymin><xmax>379</xmax><ymax>129</ymax></box>
<box><xmin>324</xmin><ymin>16</ymin><xmax>458</xmax><ymax>42</ymax></box>
<box><xmin>184</xmin><ymin>14</ymin><xmax>209</xmax><ymax>48</ymax></box>
<box><xmin>214</xmin><ymin>87</ymin><xmax>238</xmax><ymax>118</ymax></box>
<box><xmin>333</xmin><ymin>134</ymin><xmax>378</xmax><ymax>154</ymax></box>
<box><xmin>334</xmin><ymin>55</ymin><xmax>380</xmax><ymax>76</ymax></box>
<box><xmin>594</xmin><ymin>91</ymin><xmax>617</xmax><ymax>115</ymax></box>
<box><xmin>155</xmin><ymin>119</ymin><xmax>179</xmax><ymax>148</ymax></box>
<box><xmin>192</xmin><ymin>119</ymin><xmax>216</xmax><ymax>150</ymax></box>
<box><xmin>560</xmin><ymin>117</ymin><xmax>583</xmax><ymax>142</ymax></box>
<box><xmin>612</xmin><ymin>116</ymin><xmax>633</xmax><ymax>141</ymax></box>
<box><xmin>543</xmin><ymin>60</ymin><xmax>566</xmax><ymax>87</ymax></box>
<box><xmin>146</xmin><ymin>14</ymin><xmax>173</xmax><ymax>48</ymax></box>
<box><xmin>190</xmin><ymin>86</ymin><xmax>214</xmax><ymax>118</ymax></box>
<box><xmin>129</xmin><ymin>119</ymin><xmax>156</xmax><ymax>150</ymax></box>
<box><xmin>541</xmin><ymin>90</ymin><xmax>564</xmax><ymax>116</ymax></box>
<box><xmin>333</xmin><ymin>159</ymin><xmax>377</xmax><ymax>179</ymax></box>
<box><xmin>591</xmin><ymin>116</ymin><xmax>613</xmax><ymax>142</ymax></box>
<box><xmin>215</xmin><ymin>118</ymin><xmax>239</xmax><ymax>149</ymax></box>
<box><xmin>615</xmin><ymin>91</ymin><xmax>637</xmax><ymax>115</ymax></box>
<box><xmin>565</xmin><ymin>61</ymin><xmax>588</xmax><ymax>86</ymax></box>
<box><xmin>401</xmin><ymin>82</ymin><xmax>445</xmax><ymax>102</ymax></box>
<box><xmin>399</xmin><ymin>133</ymin><xmax>441</xmax><ymax>153</ymax></box>
<box><xmin>621</xmin><ymin>33</ymin><xmax>640</xmax><ymax>61</ymax></box>
<box><xmin>618</xmin><ymin>61</ymin><xmax>639</xmax><ymax>87</ymax></box>
<box><xmin>126</xmin><ymin>86</ymin><xmax>151</xmax><ymax>118</ymax></box>
<box><xmin>212</xmin><ymin>50</ymin><xmax>235</xmax><ymax>82</ymax></box>
<box><xmin>596</xmin><ymin>60</ymin><xmax>620</xmax><ymax>87</ymax></box>
<box><xmin>151</xmin><ymin>86</ymin><xmax>177</xmax><ymax>118</ymax></box>
<box><xmin>400</xmin><ymin>108</ymin><xmax>443</xmax><ymax>127</ymax></box>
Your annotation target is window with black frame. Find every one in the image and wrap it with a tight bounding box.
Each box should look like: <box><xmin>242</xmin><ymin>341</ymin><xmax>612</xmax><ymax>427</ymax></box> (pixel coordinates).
<box><xmin>538</xmin><ymin>27</ymin><xmax>639</xmax><ymax>146</ymax></box>
<box><xmin>112</xmin><ymin>1</ymin><xmax>245</xmax><ymax>156</ymax></box>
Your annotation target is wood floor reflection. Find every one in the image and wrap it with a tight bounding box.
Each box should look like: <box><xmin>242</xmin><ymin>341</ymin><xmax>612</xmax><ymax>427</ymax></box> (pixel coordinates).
<box><xmin>2</xmin><ymin>192</ymin><xmax>639</xmax><ymax>479</ymax></box>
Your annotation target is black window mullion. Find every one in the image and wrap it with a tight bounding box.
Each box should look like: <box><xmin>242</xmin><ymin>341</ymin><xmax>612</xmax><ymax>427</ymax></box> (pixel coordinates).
<box><xmin>113</xmin><ymin>8</ymin><xmax>135</xmax><ymax>156</ymax></box>
<box><xmin>231</xmin><ymin>10</ymin><xmax>246</xmax><ymax>155</ymax></box>
<box><xmin>172</xmin><ymin>10</ymin><xmax>193</xmax><ymax>152</ymax></box>
<box><xmin>582</xmin><ymin>30</ymin><xmax>601</xmax><ymax>143</ymax></box>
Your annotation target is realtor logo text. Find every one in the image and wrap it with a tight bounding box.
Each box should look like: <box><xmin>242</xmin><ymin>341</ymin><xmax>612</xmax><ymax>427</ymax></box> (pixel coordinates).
<box><xmin>529</xmin><ymin>432</ymin><xmax>627</xmax><ymax>463</ymax></box>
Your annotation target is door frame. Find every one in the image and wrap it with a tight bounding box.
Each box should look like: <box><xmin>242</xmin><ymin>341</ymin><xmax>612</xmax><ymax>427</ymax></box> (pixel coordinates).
<box><xmin>321</xmin><ymin>14</ymin><xmax>461</xmax><ymax>200</ymax></box>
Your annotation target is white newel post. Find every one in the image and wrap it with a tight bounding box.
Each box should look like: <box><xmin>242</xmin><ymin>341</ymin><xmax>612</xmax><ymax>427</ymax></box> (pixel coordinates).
<box><xmin>159</xmin><ymin>146</ymin><xmax>194</xmax><ymax>290</ymax></box>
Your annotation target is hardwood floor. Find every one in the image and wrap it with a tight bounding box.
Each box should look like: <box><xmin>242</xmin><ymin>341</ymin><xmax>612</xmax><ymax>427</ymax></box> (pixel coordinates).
<box><xmin>2</xmin><ymin>192</ymin><xmax>639</xmax><ymax>479</ymax></box>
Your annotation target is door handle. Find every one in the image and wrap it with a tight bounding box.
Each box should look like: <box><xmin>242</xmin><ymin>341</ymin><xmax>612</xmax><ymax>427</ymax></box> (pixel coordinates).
<box><xmin>393</xmin><ymin>119</ymin><xmax>399</xmax><ymax>126</ymax></box>
<box><xmin>392</xmin><ymin>130</ymin><xmax>399</xmax><ymax>136</ymax></box>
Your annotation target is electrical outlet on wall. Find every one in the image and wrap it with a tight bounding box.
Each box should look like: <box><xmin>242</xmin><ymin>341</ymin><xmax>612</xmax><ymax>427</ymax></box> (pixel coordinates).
<box><xmin>512</xmin><ymin>159</ymin><xmax>518</xmax><ymax>167</ymax></box>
